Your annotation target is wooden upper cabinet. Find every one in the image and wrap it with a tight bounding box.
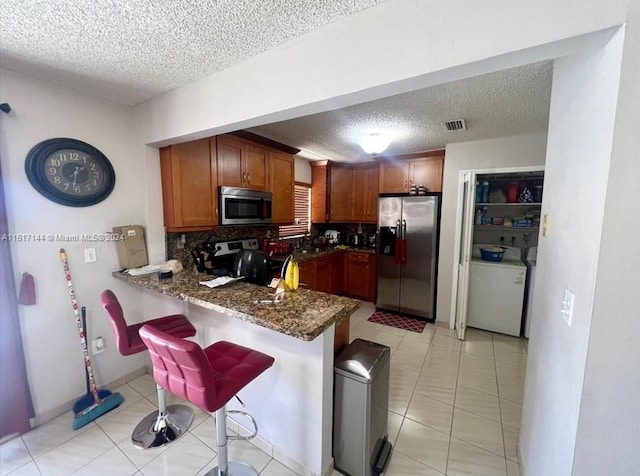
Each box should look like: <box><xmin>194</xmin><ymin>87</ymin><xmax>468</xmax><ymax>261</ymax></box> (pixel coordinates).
<box><xmin>217</xmin><ymin>134</ymin><xmax>268</xmax><ymax>190</ymax></box>
<box><xmin>379</xmin><ymin>160</ymin><xmax>410</xmax><ymax>194</ymax></box>
<box><xmin>245</xmin><ymin>144</ymin><xmax>269</xmax><ymax>190</ymax></box>
<box><xmin>352</xmin><ymin>166</ymin><xmax>379</xmax><ymax>223</ymax></box>
<box><xmin>329</xmin><ymin>166</ymin><xmax>353</xmax><ymax>222</ymax></box>
<box><xmin>160</xmin><ymin>138</ymin><xmax>218</xmax><ymax>231</ymax></box>
<box><xmin>411</xmin><ymin>156</ymin><xmax>444</xmax><ymax>193</ymax></box>
<box><xmin>311</xmin><ymin>162</ymin><xmax>328</xmax><ymax>223</ymax></box>
<box><xmin>379</xmin><ymin>152</ymin><xmax>444</xmax><ymax>193</ymax></box>
<box><xmin>269</xmin><ymin>151</ymin><xmax>294</xmax><ymax>224</ymax></box>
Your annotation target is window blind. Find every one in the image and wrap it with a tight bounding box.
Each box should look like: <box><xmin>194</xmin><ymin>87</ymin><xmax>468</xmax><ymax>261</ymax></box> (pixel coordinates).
<box><xmin>279</xmin><ymin>184</ymin><xmax>310</xmax><ymax>237</ymax></box>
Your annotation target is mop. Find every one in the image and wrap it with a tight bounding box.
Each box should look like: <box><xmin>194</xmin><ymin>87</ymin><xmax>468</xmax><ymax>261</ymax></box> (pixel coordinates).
<box><xmin>59</xmin><ymin>248</ymin><xmax>123</xmax><ymax>429</ymax></box>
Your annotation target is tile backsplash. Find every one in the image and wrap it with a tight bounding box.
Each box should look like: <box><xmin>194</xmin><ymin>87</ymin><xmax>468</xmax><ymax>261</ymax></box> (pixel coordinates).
<box><xmin>167</xmin><ymin>226</ymin><xmax>278</xmax><ymax>266</ymax></box>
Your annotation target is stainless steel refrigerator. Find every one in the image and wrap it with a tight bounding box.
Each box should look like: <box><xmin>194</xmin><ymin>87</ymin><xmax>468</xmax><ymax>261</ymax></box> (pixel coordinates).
<box><xmin>377</xmin><ymin>195</ymin><xmax>439</xmax><ymax>320</ymax></box>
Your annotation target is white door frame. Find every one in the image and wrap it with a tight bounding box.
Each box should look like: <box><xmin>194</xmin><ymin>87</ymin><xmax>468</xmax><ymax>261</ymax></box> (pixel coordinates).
<box><xmin>449</xmin><ymin>165</ymin><xmax>546</xmax><ymax>330</ymax></box>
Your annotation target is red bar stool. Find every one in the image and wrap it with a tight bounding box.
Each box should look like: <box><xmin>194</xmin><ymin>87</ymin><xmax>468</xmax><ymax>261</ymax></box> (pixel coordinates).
<box><xmin>139</xmin><ymin>324</ymin><xmax>275</xmax><ymax>476</ymax></box>
<box><xmin>100</xmin><ymin>289</ymin><xmax>197</xmax><ymax>449</ymax></box>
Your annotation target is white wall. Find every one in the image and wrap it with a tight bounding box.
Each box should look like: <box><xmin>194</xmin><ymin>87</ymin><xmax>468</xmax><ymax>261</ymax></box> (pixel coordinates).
<box><xmin>519</xmin><ymin>30</ymin><xmax>625</xmax><ymax>475</ymax></box>
<box><xmin>0</xmin><ymin>69</ymin><xmax>148</xmax><ymax>418</ymax></box>
<box><xmin>438</xmin><ymin>134</ymin><xmax>547</xmax><ymax>323</ymax></box>
<box><xmin>294</xmin><ymin>156</ymin><xmax>312</xmax><ymax>184</ymax></box>
<box><xmin>569</xmin><ymin>21</ymin><xmax>640</xmax><ymax>474</ymax></box>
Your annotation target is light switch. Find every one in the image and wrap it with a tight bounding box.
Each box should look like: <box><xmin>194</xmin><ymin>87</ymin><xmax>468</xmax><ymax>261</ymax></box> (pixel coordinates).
<box><xmin>542</xmin><ymin>214</ymin><xmax>549</xmax><ymax>237</ymax></box>
<box><xmin>560</xmin><ymin>288</ymin><xmax>574</xmax><ymax>326</ymax></box>
<box><xmin>83</xmin><ymin>247</ymin><xmax>97</xmax><ymax>263</ymax></box>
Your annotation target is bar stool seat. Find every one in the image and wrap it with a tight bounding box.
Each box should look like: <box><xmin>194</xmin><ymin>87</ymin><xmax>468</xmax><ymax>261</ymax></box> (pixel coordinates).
<box><xmin>101</xmin><ymin>289</ymin><xmax>197</xmax><ymax>449</ymax></box>
<box><xmin>139</xmin><ymin>324</ymin><xmax>274</xmax><ymax>476</ymax></box>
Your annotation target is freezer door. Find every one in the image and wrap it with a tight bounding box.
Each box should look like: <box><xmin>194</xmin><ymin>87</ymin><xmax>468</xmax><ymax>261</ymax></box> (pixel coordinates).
<box><xmin>399</xmin><ymin>196</ymin><xmax>437</xmax><ymax>319</ymax></box>
<box><xmin>376</xmin><ymin>197</ymin><xmax>402</xmax><ymax>312</ymax></box>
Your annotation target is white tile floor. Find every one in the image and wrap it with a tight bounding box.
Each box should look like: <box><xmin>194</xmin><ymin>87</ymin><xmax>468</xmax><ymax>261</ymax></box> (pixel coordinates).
<box><xmin>1</xmin><ymin>302</ymin><xmax>526</xmax><ymax>476</ymax></box>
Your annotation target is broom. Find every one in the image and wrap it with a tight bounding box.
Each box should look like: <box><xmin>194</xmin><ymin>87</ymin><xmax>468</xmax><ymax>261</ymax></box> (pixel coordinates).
<box><xmin>59</xmin><ymin>248</ymin><xmax>123</xmax><ymax>429</ymax></box>
<box><xmin>72</xmin><ymin>306</ymin><xmax>113</xmax><ymax>414</ymax></box>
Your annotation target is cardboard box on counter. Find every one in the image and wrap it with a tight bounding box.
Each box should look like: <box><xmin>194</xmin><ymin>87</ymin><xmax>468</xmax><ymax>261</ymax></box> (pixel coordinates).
<box><xmin>112</xmin><ymin>225</ymin><xmax>148</xmax><ymax>269</ymax></box>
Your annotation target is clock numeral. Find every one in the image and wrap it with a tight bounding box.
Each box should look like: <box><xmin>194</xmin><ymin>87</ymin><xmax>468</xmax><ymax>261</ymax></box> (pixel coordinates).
<box><xmin>58</xmin><ymin>153</ymin><xmax>68</xmax><ymax>162</ymax></box>
<box><xmin>74</xmin><ymin>186</ymin><xmax>81</xmax><ymax>193</ymax></box>
<box><xmin>85</xmin><ymin>184</ymin><xmax>91</xmax><ymax>192</ymax></box>
<box><xmin>93</xmin><ymin>171</ymin><xmax>100</xmax><ymax>179</ymax></box>
<box><xmin>93</xmin><ymin>180</ymin><xmax>98</xmax><ymax>186</ymax></box>
<box><xmin>89</xmin><ymin>163</ymin><xmax>96</xmax><ymax>170</ymax></box>
<box><xmin>53</xmin><ymin>176</ymin><xmax>61</xmax><ymax>184</ymax></box>
<box><xmin>63</xmin><ymin>183</ymin><xmax>69</xmax><ymax>190</ymax></box>
<box><xmin>49</xmin><ymin>167</ymin><xmax>57</xmax><ymax>175</ymax></box>
<box><xmin>71</xmin><ymin>152</ymin><xmax>79</xmax><ymax>161</ymax></box>
<box><xmin>50</xmin><ymin>158</ymin><xmax>61</xmax><ymax>167</ymax></box>
<box><xmin>82</xmin><ymin>156</ymin><xmax>88</xmax><ymax>163</ymax></box>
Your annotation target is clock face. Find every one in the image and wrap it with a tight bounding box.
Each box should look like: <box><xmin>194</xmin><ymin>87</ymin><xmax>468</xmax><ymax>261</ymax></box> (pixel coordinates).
<box><xmin>25</xmin><ymin>138</ymin><xmax>115</xmax><ymax>206</ymax></box>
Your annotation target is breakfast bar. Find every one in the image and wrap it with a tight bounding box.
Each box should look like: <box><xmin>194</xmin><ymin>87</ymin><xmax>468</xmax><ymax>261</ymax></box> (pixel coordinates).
<box><xmin>112</xmin><ymin>270</ymin><xmax>361</xmax><ymax>476</ymax></box>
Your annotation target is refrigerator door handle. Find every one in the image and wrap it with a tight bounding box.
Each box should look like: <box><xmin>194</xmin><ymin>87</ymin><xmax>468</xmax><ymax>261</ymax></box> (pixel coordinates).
<box><xmin>394</xmin><ymin>220</ymin><xmax>403</xmax><ymax>264</ymax></box>
<box><xmin>400</xmin><ymin>219</ymin><xmax>407</xmax><ymax>264</ymax></box>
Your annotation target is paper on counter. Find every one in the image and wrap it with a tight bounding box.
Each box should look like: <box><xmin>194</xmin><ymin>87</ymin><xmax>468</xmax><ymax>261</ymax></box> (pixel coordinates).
<box><xmin>126</xmin><ymin>264</ymin><xmax>163</xmax><ymax>276</ymax></box>
<box><xmin>199</xmin><ymin>276</ymin><xmax>245</xmax><ymax>288</ymax></box>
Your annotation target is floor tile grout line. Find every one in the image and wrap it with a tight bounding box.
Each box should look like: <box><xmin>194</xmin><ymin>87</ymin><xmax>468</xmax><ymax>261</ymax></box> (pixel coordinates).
<box><xmin>443</xmin><ymin>330</ymin><xmax>463</xmax><ymax>475</ymax></box>
<box><xmin>493</xmin><ymin>333</ymin><xmax>512</xmax><ymax>476</ymax></box>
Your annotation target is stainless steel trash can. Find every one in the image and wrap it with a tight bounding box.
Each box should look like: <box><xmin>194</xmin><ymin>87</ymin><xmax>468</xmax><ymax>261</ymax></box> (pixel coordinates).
<box><xmin>333</xmin><ymin>338</ymin><xmax>392</xmax><ymax>476</ymax></box>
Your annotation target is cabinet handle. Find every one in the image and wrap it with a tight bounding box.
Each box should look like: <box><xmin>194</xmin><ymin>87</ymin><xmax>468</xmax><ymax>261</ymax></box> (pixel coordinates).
<box><xmin>247</xmin><ymin>173</ymin><xmax>251</xmax><ymax>184</ymax></box>
<box><xmin>243</xmin><ymin>172</ymin><xmax>247</xmax><ymax>183</ymax></box>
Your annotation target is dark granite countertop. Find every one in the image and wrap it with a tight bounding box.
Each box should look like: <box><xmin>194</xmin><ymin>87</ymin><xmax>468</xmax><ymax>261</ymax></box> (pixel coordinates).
<box><xmin>112</xmin><ymin>270</ymin><xmax>361</xmax><ymax>341</ymax></box>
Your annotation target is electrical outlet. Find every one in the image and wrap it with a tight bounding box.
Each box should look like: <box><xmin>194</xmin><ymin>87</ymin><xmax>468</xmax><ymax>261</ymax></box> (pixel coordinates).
<box><xmin>83</xmin><ymin>247</ymin><xmax>97</xmax><ymax>263</ymax></box>
<box><xmin>560</xmin><ymin>288</ymin><xmax>574</xmax><ymax>326</ymax></box>
<box><xmin>91</xmin><ymin>337</ymin><xmax>106</xmax><ymax>355</ymax></box>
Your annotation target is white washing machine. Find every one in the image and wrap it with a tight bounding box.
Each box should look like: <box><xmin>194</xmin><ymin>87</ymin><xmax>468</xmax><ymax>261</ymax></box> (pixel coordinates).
<box><xmin>523</xmin><ymin>246</ymin><xmax>538</xmax><ymax>338</ymax></box>
<box><xmin>468</xmin><ymin>245</ymin><xmax>526</xmax><ymax>336</ymax></box>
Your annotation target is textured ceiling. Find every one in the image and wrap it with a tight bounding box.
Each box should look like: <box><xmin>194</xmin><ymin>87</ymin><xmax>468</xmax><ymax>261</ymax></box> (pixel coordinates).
<box><xmin>0</xmin><ymin>1</ymin><xmax>552</xmax><ymax>162</ymax></box>
<box><xmin>249</xmin><ymin>61</ymin><xmax>553</xmax><ymax>161</ymax></box>
<box><xmin>0</xmin><ymin>0</ymin><xmax>384</xmax><ymax>105</ymax></box>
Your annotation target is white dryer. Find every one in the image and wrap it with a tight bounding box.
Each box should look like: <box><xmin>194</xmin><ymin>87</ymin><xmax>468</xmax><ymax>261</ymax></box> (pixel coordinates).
<box><xmin>467</xmin><ymin>245</ymin><xmax>526</xmax><ymax>336</ymax></box>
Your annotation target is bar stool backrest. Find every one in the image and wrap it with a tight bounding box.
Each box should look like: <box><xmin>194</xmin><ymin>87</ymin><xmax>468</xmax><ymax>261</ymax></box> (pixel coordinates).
<box><xmin>101</xmin><ymin>289</ymin><xmax>134</xmax><ymax>355</ymax></box>
<box><xmin>139</xmin><ymin>324</ymin><xmax>219</xmax><ymax>412</ymax></box>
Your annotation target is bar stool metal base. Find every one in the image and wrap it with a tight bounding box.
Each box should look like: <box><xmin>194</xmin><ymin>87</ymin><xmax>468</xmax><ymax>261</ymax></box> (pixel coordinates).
<box><xmin>206</xmin><ymin>461</ymin><xmax>258</xmax><ymax>476</ymax></box>
<box><xmin>131</xmin><ymin>404</ymin><xmax>194</xmax><ymax>449</ymax></box>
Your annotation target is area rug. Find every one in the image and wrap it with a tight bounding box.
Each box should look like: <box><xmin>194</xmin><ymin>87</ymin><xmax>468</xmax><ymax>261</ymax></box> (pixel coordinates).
<box><xmin>368</xmin><ymin>310</ymin><xmax>427</xmax><ymax>333</ymax></box>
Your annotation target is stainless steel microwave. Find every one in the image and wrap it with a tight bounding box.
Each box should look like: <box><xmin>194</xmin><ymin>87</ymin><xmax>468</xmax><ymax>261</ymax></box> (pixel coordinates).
<box><xmin>219</xmin><ymin>186</ymin><xmax>272</xmax><ymax>225</ymax></box>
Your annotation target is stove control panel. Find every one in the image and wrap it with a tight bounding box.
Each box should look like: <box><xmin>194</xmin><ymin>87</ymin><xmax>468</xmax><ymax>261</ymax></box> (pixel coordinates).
<box><xmin>213</xmin><ymin>239</ymin><xmax>259</xmax><ymax>256</ymax></box>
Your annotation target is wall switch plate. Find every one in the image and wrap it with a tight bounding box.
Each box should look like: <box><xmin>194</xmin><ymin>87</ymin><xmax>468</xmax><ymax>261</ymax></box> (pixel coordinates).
<box><xmin>543</xmin><ymin>214</ymin><xmax>549</xmax><ymax>237</ymax></box>
<box><xmin>91</xmin><ymin>337</ymin><xmax>105</xmax><ymax>355</ymax></box>
<box><xmin>83</xmin><ymin>247</ymin><xmax>97</xmax><ymax>263</ymax></box>
<box><xmin>561</xmin><ymin>288</ymin><xmax>575</xmax><ymax>326</ymax></box>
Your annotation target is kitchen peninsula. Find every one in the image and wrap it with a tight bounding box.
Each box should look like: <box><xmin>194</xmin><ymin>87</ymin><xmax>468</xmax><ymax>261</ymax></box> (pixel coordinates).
<box><xmin>112</xmin><ymin>270</ymin><xmax>360</xmax><ymax>476</ymax></box>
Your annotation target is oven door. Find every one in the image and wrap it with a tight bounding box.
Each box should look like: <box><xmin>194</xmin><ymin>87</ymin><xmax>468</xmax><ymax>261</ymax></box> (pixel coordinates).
<box><xmin>220</xmin><ymin>187</ymin><xmax>272</xmax><ymax>225</ymax></box>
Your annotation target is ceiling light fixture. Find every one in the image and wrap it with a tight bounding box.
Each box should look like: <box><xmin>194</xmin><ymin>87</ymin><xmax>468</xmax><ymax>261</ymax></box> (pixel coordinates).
<box><xmin>359</xmin><ymin>132</ymin><xmax>392</xmax><ymax>155</ymax></box>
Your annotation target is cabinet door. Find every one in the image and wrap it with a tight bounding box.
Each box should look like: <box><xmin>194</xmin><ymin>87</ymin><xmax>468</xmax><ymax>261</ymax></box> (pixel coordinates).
<box><xmin>364</xmin><ymin>167</ymin><xmax>380</xmax><ymax>222</ymax></box>
<box><xmin>379</xmin><ymin>161</ymin><xmax>410</xmax><ymax>193</ymax></box>
<box><xmin>245</xmin><ymin>144</ymin><xmax>269</xmax><ymax>190</ymax></box>
<box><xmin>351</xmin><ymin>168</ymin><xmax>368</xmax><ymax>222</ymax></box>
<box><xmin>269</xmin><ymin>151</ymin><xmax>294</xmax><ymax>224</ymax></box>
<box><xmin>217</xmin><ymin>135</ymin><xmax>245</xmax><ymax>187</ymax></box>
<box><xmin>299</xmin><ymin>260</ymin><xmax>316</xmax><ymax>290</ymax></box>
<box><xmin>315</xmin><ymin>256</ymin><xmax>333</xmax><ymax>293</ymax></box>
<box><xmin>159</xmin><ymin>139</ymin><xmax>218</xmax><ymax>231</ymax></box>
<box><xmin>344</xmin><ymin>252</ymin><xmax>372</xmax><ymax>300</ymax></box>
<box><xmin>311</xmin><ymin>164</ymin><xmax>328</xmax><ymax>223</ymax></box>
<box><xmin>329</xmin><ymin>167</ymin><xmax>353</xmax><ymax>222</ymax></box>
<box><xmin>410</xmin><ymin>156</ymin><xmax>444</xmax><ymax>192</ymax></box>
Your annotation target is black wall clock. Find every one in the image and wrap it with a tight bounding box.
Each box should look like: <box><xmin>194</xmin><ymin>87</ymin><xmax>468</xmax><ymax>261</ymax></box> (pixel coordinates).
<box><xmin>25</xmin><ymin>138</ymin><xmax>116</xmax><ymax>207</ymax></box>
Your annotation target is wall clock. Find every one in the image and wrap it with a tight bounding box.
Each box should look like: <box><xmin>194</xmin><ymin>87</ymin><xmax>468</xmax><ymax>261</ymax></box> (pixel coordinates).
<box><xmin>25</xmin><ymin>138</ymin><xmax>115</xmax><ymax>207</ymax></box>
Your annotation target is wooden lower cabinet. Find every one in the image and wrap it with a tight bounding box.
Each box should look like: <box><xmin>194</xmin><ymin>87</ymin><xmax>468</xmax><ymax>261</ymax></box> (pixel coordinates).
<box><xmin>343</xmin><ymin>251</ymin><xmax>376</xmax><ymax>302</ymax></box>
<box><xmin>334</xmin><ymin>317</ymin><xmax>350</xmax><ymax>356</ymax></box>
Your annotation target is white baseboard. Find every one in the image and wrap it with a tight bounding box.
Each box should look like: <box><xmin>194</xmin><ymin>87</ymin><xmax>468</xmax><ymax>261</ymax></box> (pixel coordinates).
<box><xmin>30</xmin><ymin>367</ymin><xmax>147</xmax><ymax>428</ymax></box>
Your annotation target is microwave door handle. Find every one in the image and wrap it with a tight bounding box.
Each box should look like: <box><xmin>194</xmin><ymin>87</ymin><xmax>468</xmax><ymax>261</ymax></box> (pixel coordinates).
<box><xmin>260</xmin><ymin>199</ymin><xmax>267</xmax><ymax>220</ymax></box>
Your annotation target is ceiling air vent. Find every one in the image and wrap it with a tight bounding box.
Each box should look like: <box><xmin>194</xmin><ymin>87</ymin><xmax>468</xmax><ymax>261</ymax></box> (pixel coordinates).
<box><xmin>442</xmin><ymin>119</ymin><xmax>467</xmax><ymax>132</ymax></box>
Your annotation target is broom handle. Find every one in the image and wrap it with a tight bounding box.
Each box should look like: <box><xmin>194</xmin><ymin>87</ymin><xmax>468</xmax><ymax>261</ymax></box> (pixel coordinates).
<box><xmin>60</xmin><ymin>249</ymin><xmax>101</xmax><ymax>404</ymax></box>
